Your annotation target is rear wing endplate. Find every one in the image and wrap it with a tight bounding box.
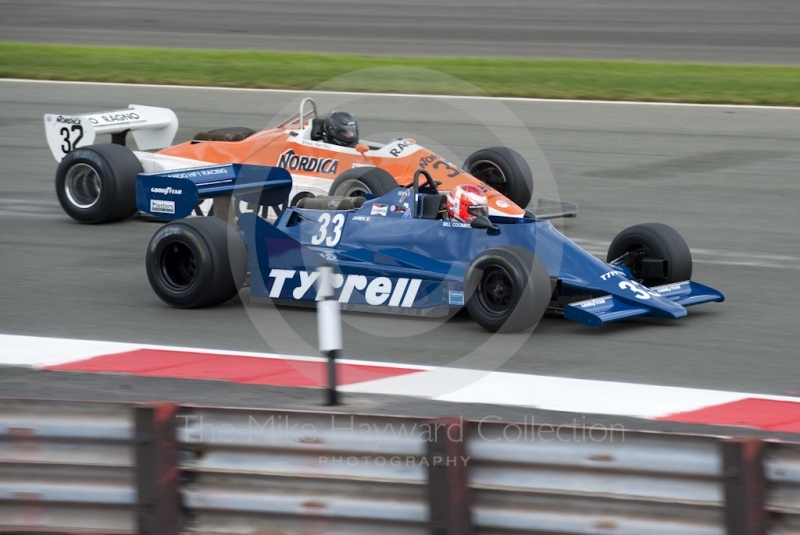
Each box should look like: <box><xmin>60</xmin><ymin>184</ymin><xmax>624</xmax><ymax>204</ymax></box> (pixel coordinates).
<box><xmin>44</xmin><ymin>105</ymin><xmax>178</xmax><ymax>162</ymax></box>
<box><xmin>136</xmin><ymin>164</ymin><xmax>292</xmax><ymax>220</ymax></box>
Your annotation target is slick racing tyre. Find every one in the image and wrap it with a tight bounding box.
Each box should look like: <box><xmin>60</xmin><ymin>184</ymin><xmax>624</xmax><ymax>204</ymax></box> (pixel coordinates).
<box><xmin>328</xmin><ymin>167</ymin><xmax>398</xmax><ymax>197</ymax></box>
<box><xmin>464</xmin><ymin>246</ymin><xmax>551</xmax><ymax>333</ymax></box>
<box><xmin>607</xmin><ymin>222</ymin><xmax>692</xmax><ymax>287</ymax></box>
<box><xmin>55</xmin><ymin>143</ymin><xmax>142</xmax><ymax>224</ymax></box>
<box><xmin>463</xmin><ymin>147</ymin><xmax>534</xmax><ymax>209</ymax></box>
<box><xmin>146</xmin><ymin>217</ymin><xmax>247</xmax><ymax>308</ymax></box>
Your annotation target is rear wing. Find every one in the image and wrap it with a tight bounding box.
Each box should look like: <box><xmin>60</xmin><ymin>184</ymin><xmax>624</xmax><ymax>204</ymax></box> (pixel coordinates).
<box><xmin>136</xmin><ymin>164</ymin><xmax>292</xmax><ymax>220</ymax></box>
<box><xmin>44</xmin><ymin>105</ymin><xmax>178</xmax><ymax>162</ymax></box>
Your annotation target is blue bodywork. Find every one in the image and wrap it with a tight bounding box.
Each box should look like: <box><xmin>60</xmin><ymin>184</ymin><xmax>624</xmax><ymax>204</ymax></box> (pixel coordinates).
<box><xmin>136</xmin><ymin>163</ymin><xmax>291</xmax><ymax>219</ymax></box>
<box><xmin>137</xmin><ymin>164</ymin><xmax>724</xmax><ymax>327</ymax></box>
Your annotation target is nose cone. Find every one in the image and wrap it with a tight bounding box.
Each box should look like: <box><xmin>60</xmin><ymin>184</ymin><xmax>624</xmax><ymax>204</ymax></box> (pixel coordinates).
<box><xmin>592</xmin><ymin>274</ymin><xmax>688</xmax><ymax>319</ymax></box>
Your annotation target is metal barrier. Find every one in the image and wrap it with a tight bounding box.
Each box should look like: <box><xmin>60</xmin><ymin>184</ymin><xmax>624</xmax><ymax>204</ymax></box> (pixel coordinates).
<box><xmin>0</xmin><ymin>398</ymin><xmax>797</xmax><ymax>535</ymax></box>
<box><xmin>0</xmin><ymin>399</ymin><xmax>136</xmax><ymax>534</ymax></box>
<box><xmin>468</xmin><ymin>421</ymin><xmax>726</xmax><ymax>534</ymax></box>
<box><xmin>177</xmin><ymin>407</ymin><xmax>429</xmax><ymax>534</ymax></box>
<box><xmin>766</xmin><ymin>441</ymin><xmax>800</xmax><ymax>534</ymax></box>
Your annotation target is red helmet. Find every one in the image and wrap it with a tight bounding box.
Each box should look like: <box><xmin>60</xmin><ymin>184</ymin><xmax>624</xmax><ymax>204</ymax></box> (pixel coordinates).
<box><xmin>447</xmin><ymin>184</ymin><xmax>489</xmax><ymax>223</ymax></box>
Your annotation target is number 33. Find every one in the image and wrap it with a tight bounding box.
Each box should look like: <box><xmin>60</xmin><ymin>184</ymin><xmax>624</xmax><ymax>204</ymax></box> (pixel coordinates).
<box><xmin>619</xmin><ymin>280</ymin><xmax>656</xmax><ymax>300</ymax></box>
<box><xmin>311</xmin><ymin>213</ymin><xmax>345</xmax><ymax>246</ymax></box>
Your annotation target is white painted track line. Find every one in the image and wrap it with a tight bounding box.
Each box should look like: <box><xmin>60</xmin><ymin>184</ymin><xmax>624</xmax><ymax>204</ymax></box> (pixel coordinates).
<box><xmin>3</xmin><ymin>78</ymin><xmax>798</xmax><ymax>110</ymax></box>
<box><xmin>3</xmin><ymin>334</ymin><xmax>799</xmax><ymax>424</ymax></box>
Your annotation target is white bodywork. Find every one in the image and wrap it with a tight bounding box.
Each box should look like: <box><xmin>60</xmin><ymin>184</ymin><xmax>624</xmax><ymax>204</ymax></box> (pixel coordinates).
<box><xmin>44</xmin><ymin>105</ymin><xmax>178</xmax><ymax>162</ymax></box>
<box><xmin>44</xmin><ymin>100</ymin><xmax>536</xmax><ymax>219</ymax></box>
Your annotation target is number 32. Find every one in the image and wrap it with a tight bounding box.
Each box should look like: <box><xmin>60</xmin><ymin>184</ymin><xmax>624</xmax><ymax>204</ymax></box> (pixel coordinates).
<box><xmin>60</xmin><ymin>124</ymin><xmax>84</xmax><ymax>154</ymax></box>
<box><xmin>311</xmin><ymin>213</ymin><xmax>345</xmax><ymax>246</ymax></box>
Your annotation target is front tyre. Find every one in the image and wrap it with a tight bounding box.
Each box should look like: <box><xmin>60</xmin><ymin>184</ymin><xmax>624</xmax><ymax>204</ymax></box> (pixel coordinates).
<box><xmin>146</xmin><ymin>218</ymin><xmax>247</xmax><ymax>308</ymax></box>
<box><xmin>607</xmin><ymin>222</ymin><xmax>692</xmax><ymax>286</ymax></box>
<box><xmin>55</xmin><ymin>144</ymin><xmax>142</xmax><ymax>224</ymax></box>
<box><xmin>465</xmin><ymin>246</ymin><xmax>551</xmax><ymax>333</ymax></box>
<box><xmin>328</xmin><ymin>167</ymin><xmax>398</xmax><ymax>197</ymax></box>
<box><xmin>463</xmin><ymin>147</ymin><xmax>533</xmax><ymax>209</ymax></box>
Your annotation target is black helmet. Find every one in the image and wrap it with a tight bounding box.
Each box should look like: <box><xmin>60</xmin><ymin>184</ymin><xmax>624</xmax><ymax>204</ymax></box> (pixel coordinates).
<box><xmin>323</xmin><ymin>110</ymin><xmax>359</xmax><ymax>147</ymax></box>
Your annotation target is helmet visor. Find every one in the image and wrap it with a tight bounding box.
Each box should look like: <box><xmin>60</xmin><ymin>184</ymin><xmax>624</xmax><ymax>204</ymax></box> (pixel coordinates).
<box><xmin>335</xmin><ymin>124</ymin><xmax>358</xmax><ymax>140</ymax></box>
<box><xmin>467</xmin><ymin>203</ymin><xmax>489</xmax><ymax>217</ymax></box>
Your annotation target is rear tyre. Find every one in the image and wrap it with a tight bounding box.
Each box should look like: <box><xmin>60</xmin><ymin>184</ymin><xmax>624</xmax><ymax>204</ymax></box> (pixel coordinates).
<box><xmin>146</xmin><ymin>217</ymin><xmax>247</xmax><ymax>308</ymax></box>
<box><xmin>463</xmin><ymin>147</ymin><xmax>533</xmax><ymax>209</ymax></box>
<box><xmin>607</xmin><ymin>223</ymin><xmax>692</xmax><ymax>286</ymax></box>
<box><xmin>328</xmin><ymin>167</ymin><xmax>398</xmax><ymax>197</ymax></box>
<box><xmin>465</xmin><ymin>246</ymin><xmax>550</xmax><ymax>333</ymax></box>
<box><xmin>55</xmin><ymin>143</ymin><xmax>142</xmax><ymax>224</ymax></box>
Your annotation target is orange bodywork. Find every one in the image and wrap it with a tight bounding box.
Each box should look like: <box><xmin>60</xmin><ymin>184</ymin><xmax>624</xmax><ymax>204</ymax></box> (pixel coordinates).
<box><xmin>158</xmin><ymin>124</ymin><xmax>525</xmax><ymax>216</ymax></box>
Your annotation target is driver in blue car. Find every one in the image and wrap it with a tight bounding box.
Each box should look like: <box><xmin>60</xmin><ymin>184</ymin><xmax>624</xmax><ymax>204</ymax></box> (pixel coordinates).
<box><xmin>447</xmin><ymin>184</ymin><xmax>489</xmax><ymax>222</ymax></box>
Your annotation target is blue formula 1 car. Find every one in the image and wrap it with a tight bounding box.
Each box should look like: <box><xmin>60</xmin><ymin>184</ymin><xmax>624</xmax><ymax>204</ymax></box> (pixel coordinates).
<box><xmin>139</xmin><ymin>164</ymin><xmax>723</xmax><ymax>332</ymax></box>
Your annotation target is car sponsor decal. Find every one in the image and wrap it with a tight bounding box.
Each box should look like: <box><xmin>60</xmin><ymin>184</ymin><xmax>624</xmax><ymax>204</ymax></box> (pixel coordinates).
<box><xmin>267</xmin><ymin>270</ymin><xmax>422</xmax><ymax>306</ymax></box>
<box><xmin>419</xmin><ymin>154</ymin><xmax>460</xmax><ymax>178</ymax></box>
<box><xmin>448</xmin><ymin>291</ymin><xmax>464</xmax><ymax>306</ymax></box>
<box><xmin>600</xmin><ymin>270</ymin><xmax>625</xmax><ymax>281</ymax></box>
<box><xmin>150</xmin><ymin>199</ymin><xmax>175</xmax><ymax>215</ymax></box>
<box><xmin>278</xmin><ymin>149</ymin><xmax>339</xmax><ymax>175</ymax></box>
<box><xmin>149</xmin><ymin>186</ymin><xmax>183</xmax><ymax>195</ymax></box>
<box><xmin>352</xmin><ymin>215</ymin><xmax>371</xmax><ymax>221</ymax></box>
<box><xmin>654</xmin><ymin>283</ymin><xmax>684</xmax><ymax>293</ymax></box>
<box><xmin>89</xmin><ymin>112</ymin><xmax>141</xmax><ymax>125</ymax></box>
<box><xmin>54</xmin><ymin>115</ymin><xmax>82</xmax><ymax>125</ymax></box>
<box><xmin>577</xmin><ymin>297</ymin><xmax>608</xmax><ymax>308</ymax></box>
<box><xmin>389</xmin><ymin>139</ymin><xmax>412</xmax><ymax>157</ymax></box>
<box><xmin>371</xmin><ymin>204</ymin><xmax>388</xmax><ymax>216</ymax></box>
<box><xmin>419</xmin><ymin>154</ymin><xmax>439</xmax><ymax>169</ymax></box>
<box><xmin>164</xmin><ymin>166</ymin><xmax>232</xmax><ymax>180</ymax></box>
<box><xmin>496</xmin><ymin>200</ymin><xmax>509</xmax><ymax>208</ymax></box>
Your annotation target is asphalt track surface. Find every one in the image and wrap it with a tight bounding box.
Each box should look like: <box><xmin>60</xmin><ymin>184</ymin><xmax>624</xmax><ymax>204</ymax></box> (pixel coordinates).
<box><xmin>2</xmin><ymin>0</ymin><xmax>800</xmax><ymax>64</ymax></box>
<box><xmin>1</xmin><ymin>79</ymin><xmax>799</xmax><ymax>407</ymax></box>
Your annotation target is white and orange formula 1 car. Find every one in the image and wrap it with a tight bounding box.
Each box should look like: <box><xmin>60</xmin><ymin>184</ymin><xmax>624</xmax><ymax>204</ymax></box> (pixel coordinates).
<box><xmin>44</xmin><ymin>97</ymin><xmax>577</xmax><ymax>224</ymax></box>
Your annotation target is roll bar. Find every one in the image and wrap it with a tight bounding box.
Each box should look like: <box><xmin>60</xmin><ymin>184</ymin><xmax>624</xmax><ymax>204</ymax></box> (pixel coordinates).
<box><xmin>412</xmin><ymin>169</ymin><xmax>438</xmax><ymax>218</ymax></box>
<box><xmin>277</xmin><ymin>97</ymin><xmax>319</xmax><ymax>129</ymax></box>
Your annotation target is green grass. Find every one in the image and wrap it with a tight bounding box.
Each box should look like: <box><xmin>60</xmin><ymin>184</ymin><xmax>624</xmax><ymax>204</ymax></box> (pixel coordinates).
<box><xmin>2</xmin><ymin>42</ymin><xmax>799</xmax><ymax>105</ymax></box>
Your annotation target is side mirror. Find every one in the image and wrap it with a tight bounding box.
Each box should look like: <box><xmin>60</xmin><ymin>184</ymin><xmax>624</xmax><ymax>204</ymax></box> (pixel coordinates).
<box><xmin>355</xmin><ymin>143</ymin><xmax>370</xmax><ymax>154</ymax></box>
<box><xmin>470</xmin><ymin>215</ymin><xmax>498</xmax><ymax>231</ymax></box>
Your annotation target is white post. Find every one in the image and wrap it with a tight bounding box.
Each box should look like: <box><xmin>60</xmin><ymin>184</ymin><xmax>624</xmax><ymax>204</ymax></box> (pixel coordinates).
<box><xmin>317</xmin><ymin>265</ymin><xmax>342</xmax><ymax>405</ymax></box>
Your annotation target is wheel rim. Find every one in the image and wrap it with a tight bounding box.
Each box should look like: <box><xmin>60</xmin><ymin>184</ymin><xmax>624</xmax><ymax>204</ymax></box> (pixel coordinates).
<box><xmin>469</xmin><ymin>160</ymin><xmax>507</xmax><ymax>195</ymax></box>
<box><xmin>477</xmin><ymin>266</ymin><xmax>516</xmax><ymax>314</ymax></box>
<box><xmin>334</xmin><ymin>179</ymin><xmax>371</xmax><ymax>197</ymax></box>
<box><xmin>64</xmin><ymin>163</ymin><xmax>102</xmax><ymax>209</ymax></box>
<box><xmin>160</xmin><ymin>242</ymin><xmax>197</xmax><ymax>290</ymax></box>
